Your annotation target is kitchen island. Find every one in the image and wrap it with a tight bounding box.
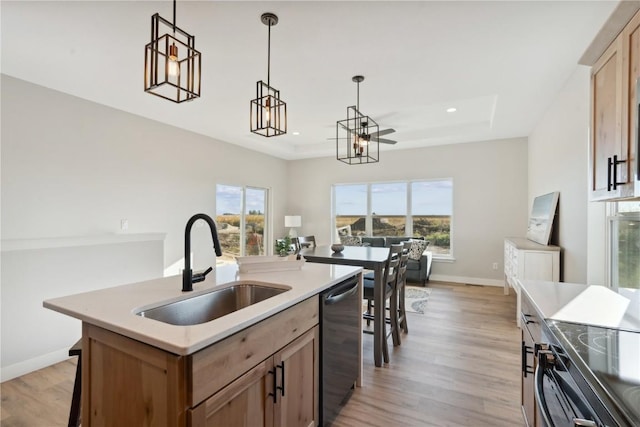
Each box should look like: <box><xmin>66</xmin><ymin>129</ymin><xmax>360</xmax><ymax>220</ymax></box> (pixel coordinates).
<box><xmin>44</xmin><ymin>262</ymin><xmax>363</xmax><ymax>427</ymax></box>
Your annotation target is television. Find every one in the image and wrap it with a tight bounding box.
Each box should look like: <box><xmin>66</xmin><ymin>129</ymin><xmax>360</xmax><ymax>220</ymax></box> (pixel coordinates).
<box><xmin>526</xmin><ymin>191</ymin><xmax>559</xmax><ymax>245</ymax></box>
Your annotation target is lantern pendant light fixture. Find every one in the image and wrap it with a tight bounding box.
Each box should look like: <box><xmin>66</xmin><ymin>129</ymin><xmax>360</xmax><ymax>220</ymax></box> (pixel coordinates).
<box><xmin>336</xmin><ymin>76</ymin><xmax>379</xmax><ymax>165</ymax></box>
<box><xmin>144</xmin><ymin>0</ymin><xmax>201</xmax><ymax>103</ymax></box>
<box><xmin>251</xmin><ymin>13</ymin><xmax>287</xmax><ymax>137</ymax></box>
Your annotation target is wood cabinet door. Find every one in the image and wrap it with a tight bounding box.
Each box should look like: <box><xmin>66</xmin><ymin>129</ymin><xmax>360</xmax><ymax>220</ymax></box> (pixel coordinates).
<box><xmin>623</xmin><ymin>10</ymin><xmax>640</xmax><ymax>190</ymax></box>
<box><xmin>590</xmin><ymin>36</ymin><xmax>625</xmax><ymax>200</ymax></box>
<box><xmin>189</xmin><ymin>358</ymin><xmax>275</xmax><ymax>427</ymax></box>
<box><xmin>273</xmin><ymin>327</ymin><xmax>319</xmax><ymax>427</ymax></box>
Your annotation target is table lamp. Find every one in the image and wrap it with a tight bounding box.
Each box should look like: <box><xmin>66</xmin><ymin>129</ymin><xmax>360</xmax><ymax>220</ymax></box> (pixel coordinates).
<box><xmin>284</xmin><ymin>215</ymin><xmax>302</xmax><ymax>237</ymax></box>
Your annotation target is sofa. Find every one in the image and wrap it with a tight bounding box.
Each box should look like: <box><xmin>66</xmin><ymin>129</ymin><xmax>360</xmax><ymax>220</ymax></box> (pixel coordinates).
<box><xmin>356</xmin><ymin>236</ymin><xmax>433</xmax><ymax>285</ymax></box>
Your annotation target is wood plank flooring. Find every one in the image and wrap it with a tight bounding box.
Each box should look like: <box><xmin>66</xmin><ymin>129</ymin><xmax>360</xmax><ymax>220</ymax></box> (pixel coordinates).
<box><xmin>0</xmin><ymin>281</ymin><xmax>522</xmax><ymax>427</ymax></box>
<box><xmin>332</xmin><ymin>282</ymin><xmax>522</xmax><ymax>427</ymax></box>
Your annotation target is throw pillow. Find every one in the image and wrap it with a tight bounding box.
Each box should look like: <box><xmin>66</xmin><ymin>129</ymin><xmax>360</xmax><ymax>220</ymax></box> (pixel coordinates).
<box><xmin>408</xmin><ymin>239</ymin><xmax>429</xmax><ymax>260</ymax></box>
<box><xmin>341</xmin><ymin>235</ymin><xmax>362</xmax><ymax>246</ymax></box>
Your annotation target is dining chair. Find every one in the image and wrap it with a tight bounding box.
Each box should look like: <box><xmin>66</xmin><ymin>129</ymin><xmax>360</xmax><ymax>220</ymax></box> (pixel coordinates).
<box><xmin>362</xmin><ymin>243</ymin><xmax>403</xmax><ymax>363</ymax></box>
<box><xmin>392</xmin><ymin>241</ymin><xmax>412</xmax><ymax>345</ymax></box>
<box><xmin>293</xmin><ymin>235</ymin><xmax>316</xmax><ymax>251</ymax></box>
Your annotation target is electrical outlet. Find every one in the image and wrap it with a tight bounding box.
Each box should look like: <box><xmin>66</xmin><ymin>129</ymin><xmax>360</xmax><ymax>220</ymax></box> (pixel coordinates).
<box><xmin>492</xmin><ymin>262</ymin><xmax>498</xmax><ymax>270</ymax></box>
<box><xmin>120</xmin><ymin>219</ymin><xmax>129</xmax><ymax>231</ymax></box>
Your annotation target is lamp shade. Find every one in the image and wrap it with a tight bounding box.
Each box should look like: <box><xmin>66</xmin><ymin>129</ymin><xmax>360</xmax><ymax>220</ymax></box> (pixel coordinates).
<box><xmin>284</xmin><ymin>215</ymin><xmax>302</xmax><ymax>228</ymax></box>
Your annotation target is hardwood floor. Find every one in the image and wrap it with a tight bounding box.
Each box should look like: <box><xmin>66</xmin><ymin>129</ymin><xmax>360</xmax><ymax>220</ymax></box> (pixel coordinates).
<box><xmin>333</xmin><ymin>282</ymin><xmax>522</xmax><ymax>427</ymax></box>
<box><xmin>0</xmin><ymin>281</ymin><xmax>522</xmax><ymax>427</ymax></box>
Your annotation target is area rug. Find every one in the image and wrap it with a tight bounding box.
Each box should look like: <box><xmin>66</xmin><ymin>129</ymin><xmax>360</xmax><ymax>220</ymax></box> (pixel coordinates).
<box><xmin>405</xmin><ymin>286</ymin><xmax>432</xmax><ymax>314</ymax></box>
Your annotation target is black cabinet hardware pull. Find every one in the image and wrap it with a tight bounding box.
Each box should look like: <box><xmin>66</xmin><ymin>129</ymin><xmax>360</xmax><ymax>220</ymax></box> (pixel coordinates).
<box><xmin>276</xmin><ymin>362</ymin><xmax>285</xmax><ymax>396</ymax></box>
<box><xmin>608</xmin><ymin>155</ymin><xmax>627</xmax><ymax>191</ymax></box>
<box><xmin>521</xmin><ymin>341</ymin><xmax>534</xmax><ymax>377</ymax></box>
<box><xmin>268</xmin><ymin>368</ymin><xmax>278</xmax><ymax>403</ymax></box>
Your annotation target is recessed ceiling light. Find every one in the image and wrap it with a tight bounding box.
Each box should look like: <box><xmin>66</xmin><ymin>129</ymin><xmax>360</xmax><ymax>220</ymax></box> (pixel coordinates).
<box><xmin>292</xmin><ymin>131</ymin><xmax>300</xmax><ymax>135</ymax></box>
<box><xmin>446</xmin><ymin>107</ymin><xmax>457</xmax><ymax>113</ymax></box>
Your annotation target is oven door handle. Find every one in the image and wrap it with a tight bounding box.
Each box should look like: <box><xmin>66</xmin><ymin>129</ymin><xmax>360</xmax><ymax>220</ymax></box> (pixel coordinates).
<box><xmin>534</xmin><ymin>357</ymin><xmax>555</xmax><ymax>427</ymax></box>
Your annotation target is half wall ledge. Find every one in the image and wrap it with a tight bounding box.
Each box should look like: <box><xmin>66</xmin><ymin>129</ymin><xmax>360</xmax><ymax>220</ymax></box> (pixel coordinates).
<box><xmin>1</xmin><ymin>233</ymin><xmax>167</xmax><ymax>252</ymax></box>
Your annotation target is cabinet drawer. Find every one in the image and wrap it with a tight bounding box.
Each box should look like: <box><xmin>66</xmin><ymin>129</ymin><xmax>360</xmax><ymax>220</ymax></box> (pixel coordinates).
<box><xmin>189</xmin><ymin>296</ymin><xmax>319</xmax><ymax>407</ymax></box>
<box><xmin>520</xmin><ymin>293</ymin><xmax>541</xmax><ymax>343</ymax></box>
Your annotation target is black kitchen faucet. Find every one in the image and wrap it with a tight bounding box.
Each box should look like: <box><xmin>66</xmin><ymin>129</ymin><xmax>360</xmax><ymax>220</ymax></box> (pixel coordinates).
<box><xmin>182</xmin><ymin>213</ymin><xmax>222</xmax><ymax>292</ymax></box>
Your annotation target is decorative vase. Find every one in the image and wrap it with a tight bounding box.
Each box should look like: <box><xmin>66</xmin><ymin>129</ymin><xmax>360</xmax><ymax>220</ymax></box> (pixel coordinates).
<box><xmin>331</xmin><ymin>243</ymin><xmax>344</xmax><ymax>253</ymax></box>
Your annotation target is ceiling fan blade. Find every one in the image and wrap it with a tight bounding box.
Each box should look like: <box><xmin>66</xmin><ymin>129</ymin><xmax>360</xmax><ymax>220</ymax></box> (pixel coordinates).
<box><xmin>377</xmin><ymin>128</ymin><xmax>396</xmax><ymax>137</ymax></box>
<box><xmin>376</xmin><ymin>138</ymin><xmax>397</xmax><ymax>145</ymax></box>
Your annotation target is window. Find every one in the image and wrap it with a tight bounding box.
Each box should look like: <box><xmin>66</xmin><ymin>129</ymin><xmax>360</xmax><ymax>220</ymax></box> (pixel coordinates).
<box><xmin>216</xmin><ymin>184</ymin><xmax>269</xmax><ymax>264</ymax></box>
<box><xmin>333</xmin><ymin>179</ymin><xmax>453</xmax><ymax>256</ymax></box>
<box><xmin>372</xmin><ymin>183</ymin><xmax>407</xmax><ymax>236</ymax></box>
<box><xmin>610</xmin><ymin>201</ymin><xmax>640</xmax><ymax>289</ymax></box>
<box><xmin>335</xmin><ymin>184</ymin><xmax>367</xmax><ymax>235</ymax></box>
<box><xmin>411</xmin><ymin>181</ymin><xmax>453</xmax><ymax>255</ymax></box>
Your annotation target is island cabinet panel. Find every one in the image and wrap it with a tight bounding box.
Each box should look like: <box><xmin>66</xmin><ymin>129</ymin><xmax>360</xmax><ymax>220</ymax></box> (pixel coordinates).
<box><xmin>81</xmin><ymin>296</ymin><xmax>320</xmax><ymax>427</ymax></box>
<box><xmin>188</xmin><ymin>358</ymin><xmax>274</xmax><ymax>427</ymax></box>
<box><xmin>82</xmin><ymin>323</ymin><xmax>188</xmax><ymax>427</ymax></box>
<box><xmin>590</xmin><ymin>8</ymin><xmax>640</xmax><ymax>201</ymax></box>
<box><xmin>273</xmin><ymin>327</ymin><xmax>319</xmax><ymax>427</ymax></box>
<box><xmin>189</xmin><ymin>296</ymin><xmax>319</xmax><ymax>406</ymax></box>
<box><xmin>189</xmin><ymin>326</ymin><xmax>319</xmax><ymax>427</ymax></box>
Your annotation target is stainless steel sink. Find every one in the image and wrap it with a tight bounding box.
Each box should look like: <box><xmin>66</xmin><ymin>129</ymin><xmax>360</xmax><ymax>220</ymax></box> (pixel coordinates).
<box><xmin>136</xmin><ymin>283</ymin><xmax>290</xmax><ymax>326</ymax></box>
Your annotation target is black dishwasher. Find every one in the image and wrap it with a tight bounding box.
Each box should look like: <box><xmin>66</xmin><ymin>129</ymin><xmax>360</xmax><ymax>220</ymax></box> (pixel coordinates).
<box><xmin>319</xmin><ymin>275</ymin><xmax>360</xmax><ymax>426</ymax></box>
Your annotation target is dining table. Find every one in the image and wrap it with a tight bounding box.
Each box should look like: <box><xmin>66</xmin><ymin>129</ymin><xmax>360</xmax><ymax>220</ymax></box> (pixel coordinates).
<box><xmin>298</xmin><ymin>244</ymin><xmax>391</xmax><ymax>367</ymax></box>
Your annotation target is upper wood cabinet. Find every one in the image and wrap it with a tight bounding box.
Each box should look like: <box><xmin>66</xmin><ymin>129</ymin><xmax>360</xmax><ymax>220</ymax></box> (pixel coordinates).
<box><xmin>590</xmin><ymin>9</ymin><xmax>640</xmax><ymax>201</ymax></box>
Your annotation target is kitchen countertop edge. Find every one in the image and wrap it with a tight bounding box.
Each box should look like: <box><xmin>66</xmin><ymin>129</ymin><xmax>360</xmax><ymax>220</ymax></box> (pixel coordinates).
<box><xmin>44</xmin><ymin>263</ymin><xmax>363</xmax><ymax>356</ymax></box>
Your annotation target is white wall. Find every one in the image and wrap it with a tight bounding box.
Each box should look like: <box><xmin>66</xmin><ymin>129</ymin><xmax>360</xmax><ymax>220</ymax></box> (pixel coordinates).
<box><xmin>528</xmin><ymin>66</ymin><xmax>607</xmax><ymax>284</ymax></box>
<box><xmin>1</xmin><ymin>236</ymin><xmax>163</xmax><ymax>381</ymax></box>
<box><xmin>1</xmin><ymin>75</ymin><xmax>289</xmax><ymax>378</ymax></box>
<box><xmin>287</xmin><ymin>138</ymin><xmax>529</xmax><ymax>286</ymax></box>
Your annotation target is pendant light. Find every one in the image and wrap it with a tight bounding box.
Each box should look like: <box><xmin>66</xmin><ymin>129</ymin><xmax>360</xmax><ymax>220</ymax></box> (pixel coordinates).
<box><xmin>336</xmin><ymin>76</ymin><xmax>379</xmax><ymax>165</ymax></box>
<box><xmin>144</xmin><ymin>0</ymin><xmax>201</xmax><ymax>103</ymax></box>
<box><xmin>251</xmin><ymin>13</ymin><xmax>287</xmax><ymax>137</ymax></box>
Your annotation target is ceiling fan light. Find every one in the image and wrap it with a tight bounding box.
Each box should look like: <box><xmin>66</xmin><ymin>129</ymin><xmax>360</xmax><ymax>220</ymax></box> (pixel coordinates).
<box><xmin>336</xmin><ymin>76</ymin><xmax>379</xmax><ymax>165</ymax></box>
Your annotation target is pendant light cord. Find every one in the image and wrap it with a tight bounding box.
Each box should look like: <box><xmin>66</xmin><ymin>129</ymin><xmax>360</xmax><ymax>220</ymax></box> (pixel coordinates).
<box><xmin>267</xmin><ymin>21</ymin><xmax>271</xmax><ymax>87</ymax></box>
<box><xmin>172</xmin><ymin>0</ymin><xmax>176</xmax><ymax>34</ymax></box>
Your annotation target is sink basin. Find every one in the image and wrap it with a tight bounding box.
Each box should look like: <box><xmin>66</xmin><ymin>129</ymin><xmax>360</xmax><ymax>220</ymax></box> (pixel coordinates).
<box><xmin>136</xmin><ymin>282</ymin><xmax>290</xmax><ymax>326</ymax></box>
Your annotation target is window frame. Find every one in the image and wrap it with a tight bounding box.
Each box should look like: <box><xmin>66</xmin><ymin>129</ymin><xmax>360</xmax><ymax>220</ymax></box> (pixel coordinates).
<box><xmin>215</xmin><ymin>184</ymin><xmax>270</xmax><ymax>263</ymax></box>
<box><xmin>607</xmin><ymin>200</ymin><xmax>640</xmax><ymax>289</ymax></box>
<box><xmin>332</xmin><ymin>178</ymin><xmax>454</xmax><ymax>259</ymax></box>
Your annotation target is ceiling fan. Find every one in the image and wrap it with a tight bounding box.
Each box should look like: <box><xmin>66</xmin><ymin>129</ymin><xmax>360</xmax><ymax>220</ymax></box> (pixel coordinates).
<box><xmin>330</xmin><ymin>121</ymin><xmax>398</xmax><ymax>145</ymax></box>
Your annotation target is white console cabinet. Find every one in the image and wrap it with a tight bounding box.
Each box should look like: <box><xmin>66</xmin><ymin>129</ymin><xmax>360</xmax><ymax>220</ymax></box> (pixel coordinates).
<box><xmin>504</xmin><ymin>237</ymin><xmax>561</xmax><ymax>326</ymax></box>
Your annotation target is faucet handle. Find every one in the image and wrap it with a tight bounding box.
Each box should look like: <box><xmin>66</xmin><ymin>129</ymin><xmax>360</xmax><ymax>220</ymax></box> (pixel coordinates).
<box><xmin>192</xmin><ymin>266</ymin><xmax>213</xmax><ymax>284</ymax></box>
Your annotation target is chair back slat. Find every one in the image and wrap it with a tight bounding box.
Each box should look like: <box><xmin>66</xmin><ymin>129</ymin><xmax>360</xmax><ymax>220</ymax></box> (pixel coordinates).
<box><xmin>383</xmin><ymin>244</ymin><xmax>404</xmax><ymax>288</ymax></box>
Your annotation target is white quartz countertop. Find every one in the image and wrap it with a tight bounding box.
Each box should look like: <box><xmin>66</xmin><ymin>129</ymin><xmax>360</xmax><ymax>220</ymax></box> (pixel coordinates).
<box><xmin>519</xmin><ymin>280</ymin><xmax>640</xmax><ymax>332</ymax></box>
<box><xmin>44</xmin><ymin>263</ymin><xmax>362</xmax><ymax>355</ymax></box>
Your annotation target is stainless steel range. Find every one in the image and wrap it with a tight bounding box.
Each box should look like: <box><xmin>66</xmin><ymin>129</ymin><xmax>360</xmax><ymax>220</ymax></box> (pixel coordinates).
<box><xmin>520</xmin><ymin>281</ymin><xmax>640</xmax><ymax>427</ymax></box>
<box><xmin>542</xmin><ymin>321</ymin><xmax>640</xmax><ymax>426</ymax></box>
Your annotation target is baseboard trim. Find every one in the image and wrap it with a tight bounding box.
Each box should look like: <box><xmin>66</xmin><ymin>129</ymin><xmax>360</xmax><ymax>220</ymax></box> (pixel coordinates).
<box><xmin>1</xmin><ymin>347</ymin><xmax>71</xmax><ymax>382</ymax></box>
<box><xmin>429</xmin><ymin>274</ymin><xmax>504</xmax><ymax>287</ymax></box>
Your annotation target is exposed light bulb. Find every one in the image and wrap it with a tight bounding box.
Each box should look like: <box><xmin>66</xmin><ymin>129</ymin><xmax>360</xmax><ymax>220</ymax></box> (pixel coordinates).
<box><xmin>264</xmin><ymin>97</ymin><xmax>271</xmax><ymax>123</ymax></box>
<box><xmin>168</xmin><ymin>43</ymin><xmax>180</xmax><ymax>78</ymax></box>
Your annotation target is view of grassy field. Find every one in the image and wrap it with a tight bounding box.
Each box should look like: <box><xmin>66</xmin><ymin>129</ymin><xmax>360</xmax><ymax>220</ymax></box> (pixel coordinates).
<box><xmin>336</xmin><ymin>215</ymin><xmax>451</xmax><ymax>254</ymax></box>
<box><xmin>216</xmin><ymin>214</ymin><xmax>265</xmax><ymax>262</ymax></box>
